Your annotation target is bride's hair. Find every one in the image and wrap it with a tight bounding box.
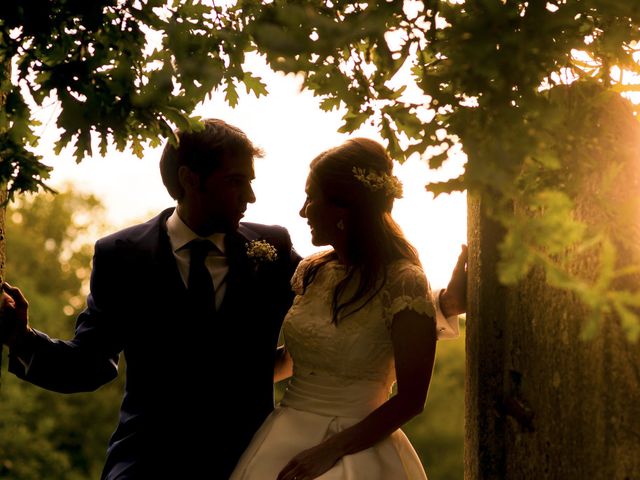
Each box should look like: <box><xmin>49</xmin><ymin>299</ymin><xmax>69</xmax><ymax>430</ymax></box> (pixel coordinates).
<box><xmin>302</xmin><ymin>138</ymin><xmax>420</xmax><ymax>324</ymax></box>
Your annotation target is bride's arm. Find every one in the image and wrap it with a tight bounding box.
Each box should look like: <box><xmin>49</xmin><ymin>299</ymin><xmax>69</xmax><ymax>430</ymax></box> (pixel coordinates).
<box><xmin>274</xmin><ymin>345</ymin><xmax>294</xmax><ymax>383</ymax></box>
<box><xmin>277</xmin><ymin>309</ymin><xmax>437</xmax><ymax>480</ymax></box>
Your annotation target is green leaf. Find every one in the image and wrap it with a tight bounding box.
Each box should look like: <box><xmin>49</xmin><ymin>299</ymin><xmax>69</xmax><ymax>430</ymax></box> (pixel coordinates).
<box><xmin>380</xmin><ymin>115</ymin><xmax>404</xmax><ymax>162</ymax></box>
<box><xmin>612</xmin><ymin>300</ymin><xmax>640</xmax><ymax>342</ymax></box>
<box><xmin>338</xmin><ymin>109</ymin><xmax>369</xmax><ymax>133</ymax></box>
<box><xmin>579</xmin><ymin>310</ymin><xmax>602</xmax><ymax>340</ymax></box>
<box><xmin>497</xmin><ymin>230</ymin><xmax>536</xmax><ymax>284</ymax></box>
<box><xmin>319</xmin><ymin>96</ymin><xmax>341</xmax><ymax>112</ymax></box>
<box><xmin>243</xmin><ymin>73</ymin><xmax>268</xmax><ymax>97</ymax></box>
<box><xmin>225</xmin><ymin>80</ymin><xmax>239</xmax><ymax>107</ymax></box>
<box><xmin>428</xmin><ymin>150</ymin><xmax>449</xmax><ymax>169</ymax></box>
<box><xmin>162</xmin><ymin>107</ymin><xmax>192</xmax><ymax>132</ymax></box>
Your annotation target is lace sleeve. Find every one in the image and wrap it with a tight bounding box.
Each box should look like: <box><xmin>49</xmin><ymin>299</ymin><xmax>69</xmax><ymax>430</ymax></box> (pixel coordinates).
<box><xmin>382</xmin><ymin>262</ymin><xmax>436</xmax><ymax>330</ymax></box>
<box><xmin>290</xmin><ymin>251</ymin><xmax>326</xmax><ymax>295</ymax></box>
<box><xmin>290</xmin><ymin>260</ymin><xmax>306</xmax><ymax>295</ymax></box>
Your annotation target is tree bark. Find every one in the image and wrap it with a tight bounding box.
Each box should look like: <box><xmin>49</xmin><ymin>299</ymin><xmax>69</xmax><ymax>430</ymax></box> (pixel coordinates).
<box><xmin>465</xmin><ymin>193</ymin><xmax>508</xmax><ymax>480</ymax></box>
<box><xmin>0</xmin><ymin>184</ymin><xmax>5</xmax><ymax>283</ymax></box>
<box><xmin>466</xmin><ymin>87</ymin><xmax>640</xmax><ymax>479</ymax></box>
<box><xmin>0</xmin><ymin>67</ymin><xmax>6</xmax><ymax>285</ymax></box>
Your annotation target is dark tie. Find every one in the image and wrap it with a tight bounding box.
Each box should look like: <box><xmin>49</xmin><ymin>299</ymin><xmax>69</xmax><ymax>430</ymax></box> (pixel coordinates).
<box><xmin>188</xmin><ymin>239</ymin><xmax>216</xmax><ymax>316</ymax></box>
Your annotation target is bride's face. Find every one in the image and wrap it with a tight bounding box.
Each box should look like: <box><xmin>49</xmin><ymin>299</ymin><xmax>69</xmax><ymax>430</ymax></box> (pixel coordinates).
<box><xmin>300</xmin><ymin>176</ymin><xmax>346</xmax><ymax>247</ymax></box>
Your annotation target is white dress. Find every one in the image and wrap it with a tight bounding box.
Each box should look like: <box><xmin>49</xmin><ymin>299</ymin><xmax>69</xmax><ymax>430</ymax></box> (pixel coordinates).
<box><xmin>230</xmin><ymin>254</ymin><xmax>458</xmax><ymax>480</ymax></box>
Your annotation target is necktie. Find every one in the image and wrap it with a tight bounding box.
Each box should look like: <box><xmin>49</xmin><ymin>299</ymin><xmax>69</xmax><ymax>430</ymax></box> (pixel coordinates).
<box><xmin>188</xmin><ymin>239</ymin><xmax>216</xmax><ymax>316</ymax></box>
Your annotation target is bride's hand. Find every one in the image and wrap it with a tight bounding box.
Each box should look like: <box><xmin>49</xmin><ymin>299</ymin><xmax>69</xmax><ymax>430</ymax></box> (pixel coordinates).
<box><xmin>439</xmin><ymin>244</ymin><xmax>468</xmax><ymax>317</ymax></box>
<box><xmin>277</xmin><ymin>443</ymin><xmax>341</xmax><ymax>480</ymax></box>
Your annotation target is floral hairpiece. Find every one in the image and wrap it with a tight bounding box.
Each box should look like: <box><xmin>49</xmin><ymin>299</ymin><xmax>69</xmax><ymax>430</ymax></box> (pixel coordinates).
<box><xmin>246</xmin><ymin>239</ymin><xmax>278</xmax><ymax>263</ymax></box>
<box><xmin>352</xmin><ymin>167</ymin><xmax>403</xmax><ymax>199</ymax></box>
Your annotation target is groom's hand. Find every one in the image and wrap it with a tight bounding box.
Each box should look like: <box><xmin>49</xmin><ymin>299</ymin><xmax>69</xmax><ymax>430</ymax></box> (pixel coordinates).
<box><xmin>439</xmin><ymin>245</ymin><xmax>468</xmax><ymax>317</ymax></box>
<box><xmin>0</xmin><ymin>283</ymin><xmax>31</xmax><ymax>348</ymax></box>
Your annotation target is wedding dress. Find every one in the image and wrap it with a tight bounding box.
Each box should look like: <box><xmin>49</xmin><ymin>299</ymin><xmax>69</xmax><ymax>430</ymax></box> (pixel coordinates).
<box><xmin>230</xmin><ymin>254</ymin><xmax>458</xmax><ymax>480</ymax></box>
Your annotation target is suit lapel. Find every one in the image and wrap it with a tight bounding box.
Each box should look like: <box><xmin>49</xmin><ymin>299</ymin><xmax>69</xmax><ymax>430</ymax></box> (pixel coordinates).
<box><xmin>129</xmin><ymin>216</ymin><xmax>267</xmax><ymax>321</ymax></box>
<box><xmin>218</xmin><ymin>228</ymin><xmax>258</xmax><ymax>318</ymax></box>
<box><xmin>155</xmin><ymin>211</ymin><xmax>188</xmax><ymax>298</ymax></box>
<box><xmin>125</xmin><ymin>208</ymin><xmax>186</xmax><ymax>301</ymax></box>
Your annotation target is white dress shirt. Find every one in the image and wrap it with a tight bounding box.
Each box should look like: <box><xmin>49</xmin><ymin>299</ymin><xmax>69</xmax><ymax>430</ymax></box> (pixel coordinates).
<box><xmin>166</xmin><ymin>210</ymin><xmax>229</xmax><ymax>310</ymax></box>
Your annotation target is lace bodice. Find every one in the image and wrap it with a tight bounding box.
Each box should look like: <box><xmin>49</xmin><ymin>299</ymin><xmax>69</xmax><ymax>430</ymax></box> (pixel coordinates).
<box><xmin>283</xmin><ymin>253</ymin><xmax>436</xmax><ymax>390</ymax></box>
<box><xmin>231</xmin><ymin>253</ymin><xmax>438</xmax><ymax>480</ymax></box>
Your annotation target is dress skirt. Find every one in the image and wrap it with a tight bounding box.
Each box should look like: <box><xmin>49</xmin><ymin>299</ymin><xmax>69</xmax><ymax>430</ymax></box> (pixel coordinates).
<box><xmin>230</xmin><ymin>375</ymin><xmax>428</xmax><ymax>480</ymax></box>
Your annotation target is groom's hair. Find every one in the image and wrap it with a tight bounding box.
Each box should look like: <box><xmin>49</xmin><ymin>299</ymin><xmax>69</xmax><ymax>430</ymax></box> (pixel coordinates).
<box><xmin>160</xmin><ymin>118</ymin><xmax>263</xmax><ymax>200</ymax></box>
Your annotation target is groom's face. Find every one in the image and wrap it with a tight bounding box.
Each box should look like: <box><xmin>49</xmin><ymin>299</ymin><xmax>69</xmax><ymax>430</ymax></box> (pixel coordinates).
<box><xmin>189</xmin><ymin>154</ymin><xmax>256</xmax><ymax>232</ymax></box>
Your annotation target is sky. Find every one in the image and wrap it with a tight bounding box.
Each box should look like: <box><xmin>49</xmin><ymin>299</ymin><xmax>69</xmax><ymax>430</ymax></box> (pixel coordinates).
<box><xmin>33</xmin><ymin>57</ymin><xmax>467</xmax><ymax>289</ymax></box>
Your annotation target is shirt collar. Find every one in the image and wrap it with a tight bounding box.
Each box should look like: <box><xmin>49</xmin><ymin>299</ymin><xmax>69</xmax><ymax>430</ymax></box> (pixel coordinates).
<box><xmin>166</xmin><ymin>209</ymin><xmax>226</xmax><ymax>254</ymax></box>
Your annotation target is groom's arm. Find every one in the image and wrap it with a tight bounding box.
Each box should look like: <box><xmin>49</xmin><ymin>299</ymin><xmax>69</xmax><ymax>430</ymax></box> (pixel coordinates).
<box><xmin>7</xmin><ymin>241</ymin><xmax>122</xmax><ymax>393</ymax></box>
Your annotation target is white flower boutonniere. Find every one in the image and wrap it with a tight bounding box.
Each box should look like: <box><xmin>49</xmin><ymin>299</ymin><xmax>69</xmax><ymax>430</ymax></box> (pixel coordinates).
<box><xmin>246</xmin><ymin>239</ymin><xmax>278</xmax><ymax>263</ymax></box>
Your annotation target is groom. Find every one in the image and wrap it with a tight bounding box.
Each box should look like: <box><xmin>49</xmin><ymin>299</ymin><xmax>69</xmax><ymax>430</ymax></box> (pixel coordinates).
<box><xmin>0</xmin><ymin>119</ymin><xmax>301</xmax><ymax>479</ymax></box>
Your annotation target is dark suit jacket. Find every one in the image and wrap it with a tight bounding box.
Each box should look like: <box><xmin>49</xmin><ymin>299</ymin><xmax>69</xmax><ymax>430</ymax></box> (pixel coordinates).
<box><xmin>9</xmin><ymin>208</ymin><xmax>300</xmax><ymax>479</ymax></box>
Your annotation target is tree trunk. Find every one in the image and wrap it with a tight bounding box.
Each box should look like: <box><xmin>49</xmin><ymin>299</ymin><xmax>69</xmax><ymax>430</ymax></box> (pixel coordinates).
<box><xmin>0</xmin><ymin>69</ymin><xmax>6</xmax><ymax>284</ymax></box>
<box><xmin>0</xmin><ymin>185</ymin><xmax>5</xmax><ymax>283</ymax></box>
<box><xmin>465</xmin><ymin>194</ymin><xmax>508</xmax><ymax>479</ymax></box>
<box><xmin>0</xmin><ymin>60</ymin><xmax>7</xmax><ymax>379</ymax></box>
<box><xmin>466</xmin><ymin>88</ymin><xmax>640</xmax><ymax>479</ymax></box>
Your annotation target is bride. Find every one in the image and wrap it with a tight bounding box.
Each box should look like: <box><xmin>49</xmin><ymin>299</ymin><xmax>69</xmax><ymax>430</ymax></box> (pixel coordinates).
<box><xmin>231</xmin><ymin>138</ymin><xmax>463</xmax><ymax>480</ymax></box>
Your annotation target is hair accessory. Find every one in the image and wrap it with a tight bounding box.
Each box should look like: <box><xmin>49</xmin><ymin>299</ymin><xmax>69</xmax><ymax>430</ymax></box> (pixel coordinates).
<box><xmin>352</xmin><ymin>167</ymin><xmax>403</xmax><ymax>199</ymax></box>
<box><xmin>336</xmin><ymin>219</ymin><xmax>345</xmax><ymax>231</ymax></box>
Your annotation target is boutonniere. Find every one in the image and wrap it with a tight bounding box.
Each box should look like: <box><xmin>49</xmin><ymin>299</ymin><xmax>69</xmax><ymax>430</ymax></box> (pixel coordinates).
<box><xmin>246</xmin><ymin>239</ymin><xmax>278</xmax><ymax>264</ymax></box>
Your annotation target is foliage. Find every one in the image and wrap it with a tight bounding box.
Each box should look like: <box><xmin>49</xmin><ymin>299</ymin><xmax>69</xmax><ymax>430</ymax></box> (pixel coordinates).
<box><xmin>244</xmin><ymin>1</ymin><xmax>640</xmax><ymax>337</ymax></box>
<box><xmin>2</xmin><ymin>1</ymin><xmax>640</xmax><ymax>335</ymax></box>
<box><xmin>403</xmin><ymin>325</ymin><xmax>465</xmax><ymax>480</ymax></box>
<box><xmin>0</xmin><ymin>189</ymin><xmax>123</xmax><ymax>479</ymax></box>
<box><xmin>0</xmin><ymin>0</ymin><xmax>265</xmax><ymax>200</ymax></box>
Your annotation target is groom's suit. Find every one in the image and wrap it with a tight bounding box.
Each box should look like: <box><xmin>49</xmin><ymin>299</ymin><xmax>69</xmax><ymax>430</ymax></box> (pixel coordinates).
<box><xmin>9</xmin><ymin>207</ymin><xmax>300</xmax><ymax>479</ymax></box>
